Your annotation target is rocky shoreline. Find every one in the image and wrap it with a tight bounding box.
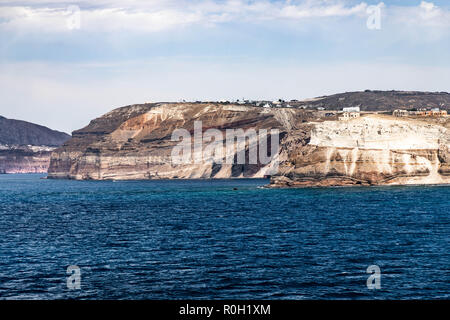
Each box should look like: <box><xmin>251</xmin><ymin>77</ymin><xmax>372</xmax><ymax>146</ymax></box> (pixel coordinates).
<box><xmin>0</xmin><ymin>145</ymin><xmax>57</xmax><ymax>174</ymax></box>
<box><xmin>47</xmin><ymin>101</ymin><xmax>450</xmax><ymax>187</ymax></box>
<box><xmin>269</xmin><ymin>115</ymin><xmax>450</xmax><ymax>187</ymax></box>
<box><xmin>0</xmin><ymin>115</ymin><xmax>70</xmax><ymax>174</ymax></box>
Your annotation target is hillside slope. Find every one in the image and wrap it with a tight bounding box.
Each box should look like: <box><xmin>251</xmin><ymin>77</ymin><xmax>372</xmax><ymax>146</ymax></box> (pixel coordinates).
<box><xmin>0</xmin><ymin>116</ymin><xmax>70</xmax><ymax>146</ymax></box>
<box><xmin>291</xmin><ymin>91</ymin><xmax>450</xmax><ymax>111</ymax></box>
<box><xmin>0</xmin><ymin>116</ymin><xmax>71</xmax><ymax>173</ymax></box>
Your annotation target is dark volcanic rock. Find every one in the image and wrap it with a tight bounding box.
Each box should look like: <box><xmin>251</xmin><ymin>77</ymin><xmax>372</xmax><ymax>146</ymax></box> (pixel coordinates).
<box><xmin>0</xmin><ymin>116</ymin><xmax>70</xmax><ymax>146</ymax></box>
<box><xmin>291</xmin><ymin>91</ymin><xmax>450</xmax><ymax>112</ymax></box>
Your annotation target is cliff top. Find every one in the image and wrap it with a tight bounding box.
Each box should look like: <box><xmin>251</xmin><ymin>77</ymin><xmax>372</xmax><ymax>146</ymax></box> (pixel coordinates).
<box><xmin>291</xmin><ymin>90</ymin><xmax>450</xmax><ymax>111</ymax></box>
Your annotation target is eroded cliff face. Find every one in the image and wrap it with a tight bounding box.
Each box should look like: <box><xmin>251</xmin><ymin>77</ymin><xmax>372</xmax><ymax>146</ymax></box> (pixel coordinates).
<box><xmin>270</xmin><ymin>115</ymin><xmax>450</xmax><ymax>187</ymax></box>
<box><xmin>0</xmin><ymin>145</ymin><xmax>56</xmax><ymax>174</ymax></box>
<box><xmin>48</xmin><ymin>103</ymin><xmax>301</xmax><ymax>180</ymax></box>
<box><xmin>48</xmin><ymin>104</ymin><xmax>450</xmax><ymax>186</ymax></box>
<box><xmin>0</xmin><ymin>116</ymin><xmax>70</xmax><ymax>174</ymax></box>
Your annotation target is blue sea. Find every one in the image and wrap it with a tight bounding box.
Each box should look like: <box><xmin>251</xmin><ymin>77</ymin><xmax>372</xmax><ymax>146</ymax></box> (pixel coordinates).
<box><xmin>0</xmin><ymin>174</ymin><xmax>448</xmax><ymax>299</ymax></box>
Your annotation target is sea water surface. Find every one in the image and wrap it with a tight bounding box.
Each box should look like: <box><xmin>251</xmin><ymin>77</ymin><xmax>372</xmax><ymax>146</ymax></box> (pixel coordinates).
<box><xmin>0</xmin><ymin>174</ymin><xmax>448</xmax><ymax>299</ymax></box>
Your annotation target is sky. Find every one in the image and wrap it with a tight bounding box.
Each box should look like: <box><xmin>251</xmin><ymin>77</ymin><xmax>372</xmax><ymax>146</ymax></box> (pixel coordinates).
<box><xmin>0</xmin><ymin>0</ymin><xmax>449</xmax><ymax>133</ymax></box>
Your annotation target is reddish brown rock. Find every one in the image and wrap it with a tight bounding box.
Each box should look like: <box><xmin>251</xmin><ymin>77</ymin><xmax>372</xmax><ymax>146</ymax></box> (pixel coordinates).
<box><xmin>47</xmin><ymin>103</ymin><xmax>450</xmax><ymax>187</ymax></box>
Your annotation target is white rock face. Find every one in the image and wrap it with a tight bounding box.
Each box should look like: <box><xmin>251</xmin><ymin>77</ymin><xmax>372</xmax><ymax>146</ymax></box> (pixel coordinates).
<box><xmin>289</xmin><ymin>115</ymin><xmax>450</xmax><ymax>185</ymax></box>
<box><xmin>48</xmin><ymin>103</ymin><xmax>291</xmax><ymax>180</ymax></box>
<box><xmin>309</xmin><ymin>115</ymin><xmax>448</xmax><ymax>150</ymax></box>
<box><xmin>0</xmin><ymin>144</ymin><xmax>55</xmax><ymax>173</ymax></box>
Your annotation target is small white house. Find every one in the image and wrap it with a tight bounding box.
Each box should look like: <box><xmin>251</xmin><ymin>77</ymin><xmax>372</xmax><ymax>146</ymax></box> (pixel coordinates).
<box><xmin>343</xmin><ymin>106</ymin><xmax>361</xmax><ymax>112</ymax></box>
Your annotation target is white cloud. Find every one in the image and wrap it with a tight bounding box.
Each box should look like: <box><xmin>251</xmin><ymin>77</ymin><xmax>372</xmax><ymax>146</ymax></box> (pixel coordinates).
<box><xmin>378</xmin><ymin>1</ymin><xmax>450</xmax><ymax>43</ymax></box>
<box><xmin>420</xmin><ymin>1</ymin><xmax>436</xmax><ymax>12</ymax></box>
<box><xmin>388</xmin><ymin>1</ymin><xmax>450</xmax><ymax>27</ymax></box>
<box><xmin>280</xmin><ymin>2</ymin><xmax>368</xmax><ymax>19</ymax></box>
<box><xmin>0</xmin><ymin>1</ymin><xmax>371</xmax><ymax>33</ymax></box>
<box><xmin>0</xmin><ymin>1</ymin><xmax>448</xmax><ymax>35</ymax></box>
<box><xmin>1</xmin><ymin>1</ymin><xmax>449</xmax><ymax>132</ymax></box>
<box><xmin>418</xmin><ymin>1</ymin><xmax>448</xmax><ymax>23</ymax></box>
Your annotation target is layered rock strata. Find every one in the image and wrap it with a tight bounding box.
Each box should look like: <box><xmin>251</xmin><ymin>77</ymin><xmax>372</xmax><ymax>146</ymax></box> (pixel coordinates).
<box><xmin>47</xmin><ymin>103</ymin><xmax>449</xmax><ymax>187</ymax></box>
<box><xmin>270</xmin><ymin>115</ymin><xmax>450</xmax><ymax>187</ymax></box>
<box><xmin>48</xmin><ymin>103</ymin><xmax>299</xmax><ymax>180</ymax></box>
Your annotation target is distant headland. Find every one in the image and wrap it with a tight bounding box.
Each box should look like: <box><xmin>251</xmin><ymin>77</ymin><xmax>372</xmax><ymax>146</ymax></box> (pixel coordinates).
<box><xmin>40</xmin><ymin>90</ymin><xmax>449</xmax><ymax>187</ymax></box>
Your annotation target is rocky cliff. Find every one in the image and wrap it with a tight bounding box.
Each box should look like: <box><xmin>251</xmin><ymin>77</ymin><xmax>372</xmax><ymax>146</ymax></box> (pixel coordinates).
<box><xmin>270</xmin><ymin>115</ymin><xmax>450</xmax><ymax>187</ymax></box>
<box><xmin>0</xmin><ymin>145</ymin><xmax>56</xmax><ymax>174</ymax></box>
<box><xmin>48</xmin><ymin>103</ymin><xmax>301</xmax><ymax>180</ymax></box>
<box><xmin>47</xmin><ymin>97</ymin><xmax>450</xmax><ymax>186</ymax></box>
<box><xmin>0</xmin><ymin>116</ymin><xmax>70</xmax><ymax>173</ymax></box>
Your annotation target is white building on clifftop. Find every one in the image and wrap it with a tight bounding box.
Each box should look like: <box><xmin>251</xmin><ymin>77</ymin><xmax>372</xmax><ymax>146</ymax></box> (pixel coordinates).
<box><xmin>343</xmin><ymin>106</ymin><xmax>360</xmax><ymax>112</ymax></box>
